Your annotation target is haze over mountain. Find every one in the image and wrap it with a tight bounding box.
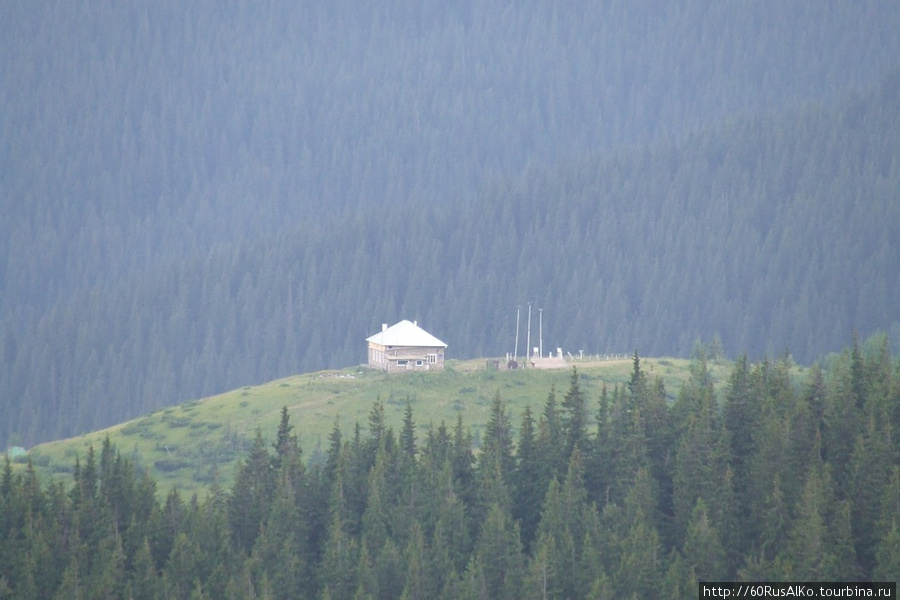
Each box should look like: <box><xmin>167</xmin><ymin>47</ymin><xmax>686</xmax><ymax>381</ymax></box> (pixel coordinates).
<box><xmin>2</xmin><ymin>1</ymin><xmax>899</xmax><ymax>447</ymax></box>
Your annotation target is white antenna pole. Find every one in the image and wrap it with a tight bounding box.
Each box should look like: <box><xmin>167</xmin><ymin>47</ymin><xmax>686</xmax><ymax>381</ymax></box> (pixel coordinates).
<box><xmin>526</xmin><ymin>302</ymin><xmax>532</xmax><ymax>366</ymax></box>
<box><xmin>538</xmin><ymin>308</ymin><xmax>543</xmax><ymax>359</ymax></box>
<box><xmin>514</xmin><ymin>306</ymin><xmax>520</xmax><ymax>363</ymax></box>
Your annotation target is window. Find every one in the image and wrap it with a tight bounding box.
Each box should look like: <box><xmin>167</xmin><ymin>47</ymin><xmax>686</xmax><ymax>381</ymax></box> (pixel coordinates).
<box><xmin>396</xmin><ymin>360</ymin><xmax>408</xmax><ymax>366</ymax></box>
<box><xmin>416</xmin><ymin>360</ymin><xmax>423</xmax><ymax>366</ymax></box>
<box><xmin>426</xmin><ymin>354</ymin><xmax>437</xmax><ymax>364</ymax></box>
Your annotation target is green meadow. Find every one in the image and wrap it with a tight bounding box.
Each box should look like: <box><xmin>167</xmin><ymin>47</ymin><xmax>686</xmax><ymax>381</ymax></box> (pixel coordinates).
<box><xmin>24</xmin><ymin>356</ymin><xmax>733</xmax><ymax>498</ymax></box>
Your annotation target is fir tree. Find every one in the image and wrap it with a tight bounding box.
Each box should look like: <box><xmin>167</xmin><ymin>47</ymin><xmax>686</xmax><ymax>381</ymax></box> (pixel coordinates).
<box><xmin>228</xmin><ymin>429</ymin><xmax>275</xmax><ymax>555</ymax></box>
<box><xmin>562</xmin><ymin>367</ymin><xmax>587</xmax><ymax>460</ymax></box>
<box><xmin>682</xmin><ymin>498</ymin><xmax>724</xmax><ymax>582</ymax></box>
<box><xmin>400</xmin><ymin>401</ymin><xmax>417</xmax><ymax>461</ymax></box>
<box><xmin>480</xmin><ymin>392</ymin><xmax>515</xmax><ymax>484</ymax></box>
<box><xmin>513</xmin><ymin>406</ymin><xmax>543</xmax><ymax>551</ymax></box>
<box><xmin>535</xmin><ymin>385</ymin><xmax>566</xmax><ymax>497</ymax></box>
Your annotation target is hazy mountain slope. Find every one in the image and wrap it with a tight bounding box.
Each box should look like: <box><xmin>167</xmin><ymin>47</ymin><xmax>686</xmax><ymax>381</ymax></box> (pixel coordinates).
<box><xmin>2</xmin><ymin>1</ymin><xmax>899</xmax><ymax>447</ymax></box>
<box><xmin>4</xmin><ymin>71</ymin><xmax>898</xmax><ymax>448</ymax></box>
<box><xmin>3</xmin><ymin>2</ymin><xmax>897</xmax><ymax>310</ymax></box>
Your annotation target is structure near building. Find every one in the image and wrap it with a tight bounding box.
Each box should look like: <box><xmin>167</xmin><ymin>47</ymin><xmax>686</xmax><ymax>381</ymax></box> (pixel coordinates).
<box><xmin>366</xmin><ymin>320</ymin><xmax>447</xmax><ymax>372</ymax></box>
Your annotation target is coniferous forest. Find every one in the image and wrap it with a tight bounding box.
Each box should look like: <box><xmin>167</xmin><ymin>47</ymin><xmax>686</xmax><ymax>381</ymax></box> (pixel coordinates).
<box><xmin>2</xmin><ymin>338</ymin><xmax>899</xmax><ymax>598</ymax></box>
<box><xmin>3</xmin><ymin>3</ymin><xmax>900</xmax><ymax>449</ymax></box>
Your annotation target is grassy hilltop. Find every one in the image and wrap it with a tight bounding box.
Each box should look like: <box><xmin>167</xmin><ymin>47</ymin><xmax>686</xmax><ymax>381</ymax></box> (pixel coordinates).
<box><xmin>26</xmin><ymin>356</ymin><xmax>734</xmax><ymax>497</ymax></box>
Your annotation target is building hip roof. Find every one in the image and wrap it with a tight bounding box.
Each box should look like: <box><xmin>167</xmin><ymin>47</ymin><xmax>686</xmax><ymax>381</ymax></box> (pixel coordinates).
<box><xmin>366</xmin><ymin>320</ymin><xmax>447</xmax><ymax>348</ymax></box>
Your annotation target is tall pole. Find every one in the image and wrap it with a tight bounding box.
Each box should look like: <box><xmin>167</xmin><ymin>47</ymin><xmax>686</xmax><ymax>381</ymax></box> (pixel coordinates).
<box><xmin>526</xmin><ymin>302</ymin><xmax>532</xmax><ymax>366</ymax></box>
<box><xmin>514</xmin><ymin>306</ymin><xmax>520</xmax><ymax>363</ymax></box>
<box><xmin>538</xmin><ymin>308</ymin><xmax>543</xmax><ymax>359</ymax></box>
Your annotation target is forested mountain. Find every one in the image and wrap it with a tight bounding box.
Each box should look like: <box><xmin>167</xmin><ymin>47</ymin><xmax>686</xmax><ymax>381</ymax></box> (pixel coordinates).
<box><xmin>2</xmin><ymin>1</ymin><xmax>900</xmax><ymax>447</ymax></box>
<box><xmin>2</xmin><ymin>341</ymin><xmax>899</xmax><ymax>597</ymax></box>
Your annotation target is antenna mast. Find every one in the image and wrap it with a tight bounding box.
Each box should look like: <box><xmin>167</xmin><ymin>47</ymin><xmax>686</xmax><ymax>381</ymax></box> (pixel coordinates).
<box><xmin>513</xmin><ymin>306</ymin><xmax>520</xmax><ymax>363</ymax></box>
<box><xmin>526</xmin><ymin>302</ymin><xmax>532</xmax><ymax>366</ymax></box>
<box><xmin>538</xmin><ymin>307</ymin><xmax>543</xmax><ymax>359</ymax></box>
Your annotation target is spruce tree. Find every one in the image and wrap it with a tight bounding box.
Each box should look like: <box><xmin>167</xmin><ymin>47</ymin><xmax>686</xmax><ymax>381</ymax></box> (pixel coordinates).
<box><xmin>473</xmin><ymin>503</ymin><xmax>524</xmax><ymax>600</ymax></box>
<box><xmin>682</xmin><ymin>498</ymin><xmax>724</xmax><ymax>582</ymax></box>
<box><xmin>587</xmin><ymin>383</ymin><xmax>613</xmax><ymax>505</ymax></box>
<box><xmin>432</xmin><ymin>461</ymin><xmax>472</xmax><ymax>574</ymax></box>
<box><xmin>273</xmin><ymin>406</ymin><xmax>300</xmax><ymax>469</ymax></box>
<box><xmin>873</xmin><ymin>518</ymin><xmax>900</xmax><ymax>583</ymax></box>
<box><xmin>850</xmin><ymin>414</ymin><xmax>897</xmax><ymax>574</ymax></box>
<box><xmin>373</xmin><ymin>538</ymin><xmax>403</xmax><ymax>600</ymax></box>
<box><xmin>535</xmin><ymin>385</ymin><xmax>565</xmax><ymax>496</ymax></box>
<box><xmin>254</xmin><ymin>473</ymin><xmax>307</xmax><ymax>600</ymax></box>
<box><xmin>561</xmin><ymin>367</ymin><xmax>587</xmax><ymax>460</ymax></box>
<box><xmin>480</xmin><ymin>392</ymin><xmax>515</xmax><ymax>484</ymax></box>
<box><xmin>128</xmin><ymin>537</ymin><xmax>161</xmax><ymax>600</ymax></box>
<box><xmin>228</xmin><ymin>429</ymin><xmax>275</xmax><ymax>555</ymax></box>
<box><xmin>400</xmin><ymin>401</ymin><xmax>416</xmax><ymax>461</ymax></box>
<box><xmin>321</xmin><ymin>472</ymin><xmax>358</xmax><ymax>600</ymax></box>
<box><xmin>723</xmin><ymin>355</ymin><xmax>755</xmax><ymax>495</ymax></box>
<box><xmin>524</xmin><ymin>530</ymin><xmax>560</xmax><ymax>600</ymax></box>
<box><xmin>613</xmin><ymin>506</ymin><xmax>662</xmax><ymax>599</ymax></box>
<box><xmin>360</xmin><ymin>450</ymin><xmax>390</xmax><ymax>555</ymax></box>
<box><xmin>783</xmin><ymin>464</ymin><xmax>833</xmax><ymax>580</ymax></box>
<box><xmin>353</xmin><ymin>541</ymin><xmax>376</xmax><ymax>600</ymax></box>
<box><xmin>450</xmin><ymin>412</ymin><xmax>476</xmax><ymax>514</ymax></box>
<box><xmin>401</xmin><ymin>521</ymin><xmax>426</xmax><ymax>600</ymax></box>
<box><xmin>164</xmin><ymin>533</ymin><xmax>201</xmax><ymax>600</ymax></box>
<box><xmin>513</xmin><ymin>406</ymin><xmax>543</xmax><ymax>551</ymax></box>
<box><xmin>872</xmin><ymin>466</ymin><xmax>900</xmax><ymax>581</ymax></box>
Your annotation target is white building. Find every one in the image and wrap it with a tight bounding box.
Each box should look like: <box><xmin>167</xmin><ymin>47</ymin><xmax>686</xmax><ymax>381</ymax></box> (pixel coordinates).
<box><xmin>366</xmin><ymin>320</ymin><xmax>447</xmax><ymax>372</ymax></box>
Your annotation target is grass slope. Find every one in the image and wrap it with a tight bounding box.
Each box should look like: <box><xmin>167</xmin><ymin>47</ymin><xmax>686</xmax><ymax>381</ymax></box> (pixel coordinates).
<box><xmin>26</xmin><ymin>356</ymin><xmax>731</xmax><ymax>497</ymax></box>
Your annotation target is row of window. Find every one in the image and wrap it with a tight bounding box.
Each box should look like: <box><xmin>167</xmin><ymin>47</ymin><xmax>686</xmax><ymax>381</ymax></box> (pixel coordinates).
<box><xmin>371</xmin><ymin>349</ymin><xmax>440</xmax><ymax>367</ymax></box>
<box><xmin>396</xmin><ymin>354</ymin><xmax>438</xmax><ymax>367</ymax></box>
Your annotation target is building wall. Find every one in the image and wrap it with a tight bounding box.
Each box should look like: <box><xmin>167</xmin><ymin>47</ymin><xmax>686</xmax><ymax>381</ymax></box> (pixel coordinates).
<box><xmin>368</xmin><ymin>343</ymin><xmax>445</xmax><ymax>372</ymax></box>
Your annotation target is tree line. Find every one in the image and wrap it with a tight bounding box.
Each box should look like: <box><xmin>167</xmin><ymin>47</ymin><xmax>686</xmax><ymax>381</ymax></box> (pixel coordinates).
<box><xmin>1</xmin><ymin>334</ymin><xmax>898</xmax><ymax>599</ymax></box>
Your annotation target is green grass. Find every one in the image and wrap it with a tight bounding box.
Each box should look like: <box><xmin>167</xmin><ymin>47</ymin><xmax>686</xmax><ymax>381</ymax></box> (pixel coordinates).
<box><xmin>26</xmin><ymin>356</ymin><xmax>732</xmax><ymax>498</ymax></box>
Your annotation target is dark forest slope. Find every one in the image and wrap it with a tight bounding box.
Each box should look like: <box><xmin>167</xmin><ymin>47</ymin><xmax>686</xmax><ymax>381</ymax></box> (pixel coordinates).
<box><xmin>3</xmin><ymin>339</ymin><xmax>900</xmax><ymax>596</ymax></box>
<box><xmin>2</xmin><ymin>1</ymin><xmax>899</xmax><ymax>447</ymax></box>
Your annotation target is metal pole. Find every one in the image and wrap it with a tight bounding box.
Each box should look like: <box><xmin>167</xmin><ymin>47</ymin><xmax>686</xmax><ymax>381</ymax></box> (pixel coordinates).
<box><xmin>526</xmin><ymin>302</ymin><xmax>532</xmax><ymax>366</ymax></box>
<box><xmin>539</xmin><ymin>308</ymin><xmax>543</xmax><ymax>359</ymax></box>
<box><xmin>514</xmin><ymin>307</ymin><xmax>520</xmax><ymax>363</ymax></box>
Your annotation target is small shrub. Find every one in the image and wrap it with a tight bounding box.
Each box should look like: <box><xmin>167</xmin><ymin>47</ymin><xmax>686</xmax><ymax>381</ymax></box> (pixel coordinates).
<box><xmin>121</xmin><ymin>423</ymin><xmax>147</xmax><ymax>436</ymax></box>
<box><xmin>154</xmin><ymin>459</ymin><xmax>190</xmax><ymax>472</ymax></box>
<box><xmin>193</xmin><ymin>466</ymin><xmax>217</xmax><ymax>483</ymax></box>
